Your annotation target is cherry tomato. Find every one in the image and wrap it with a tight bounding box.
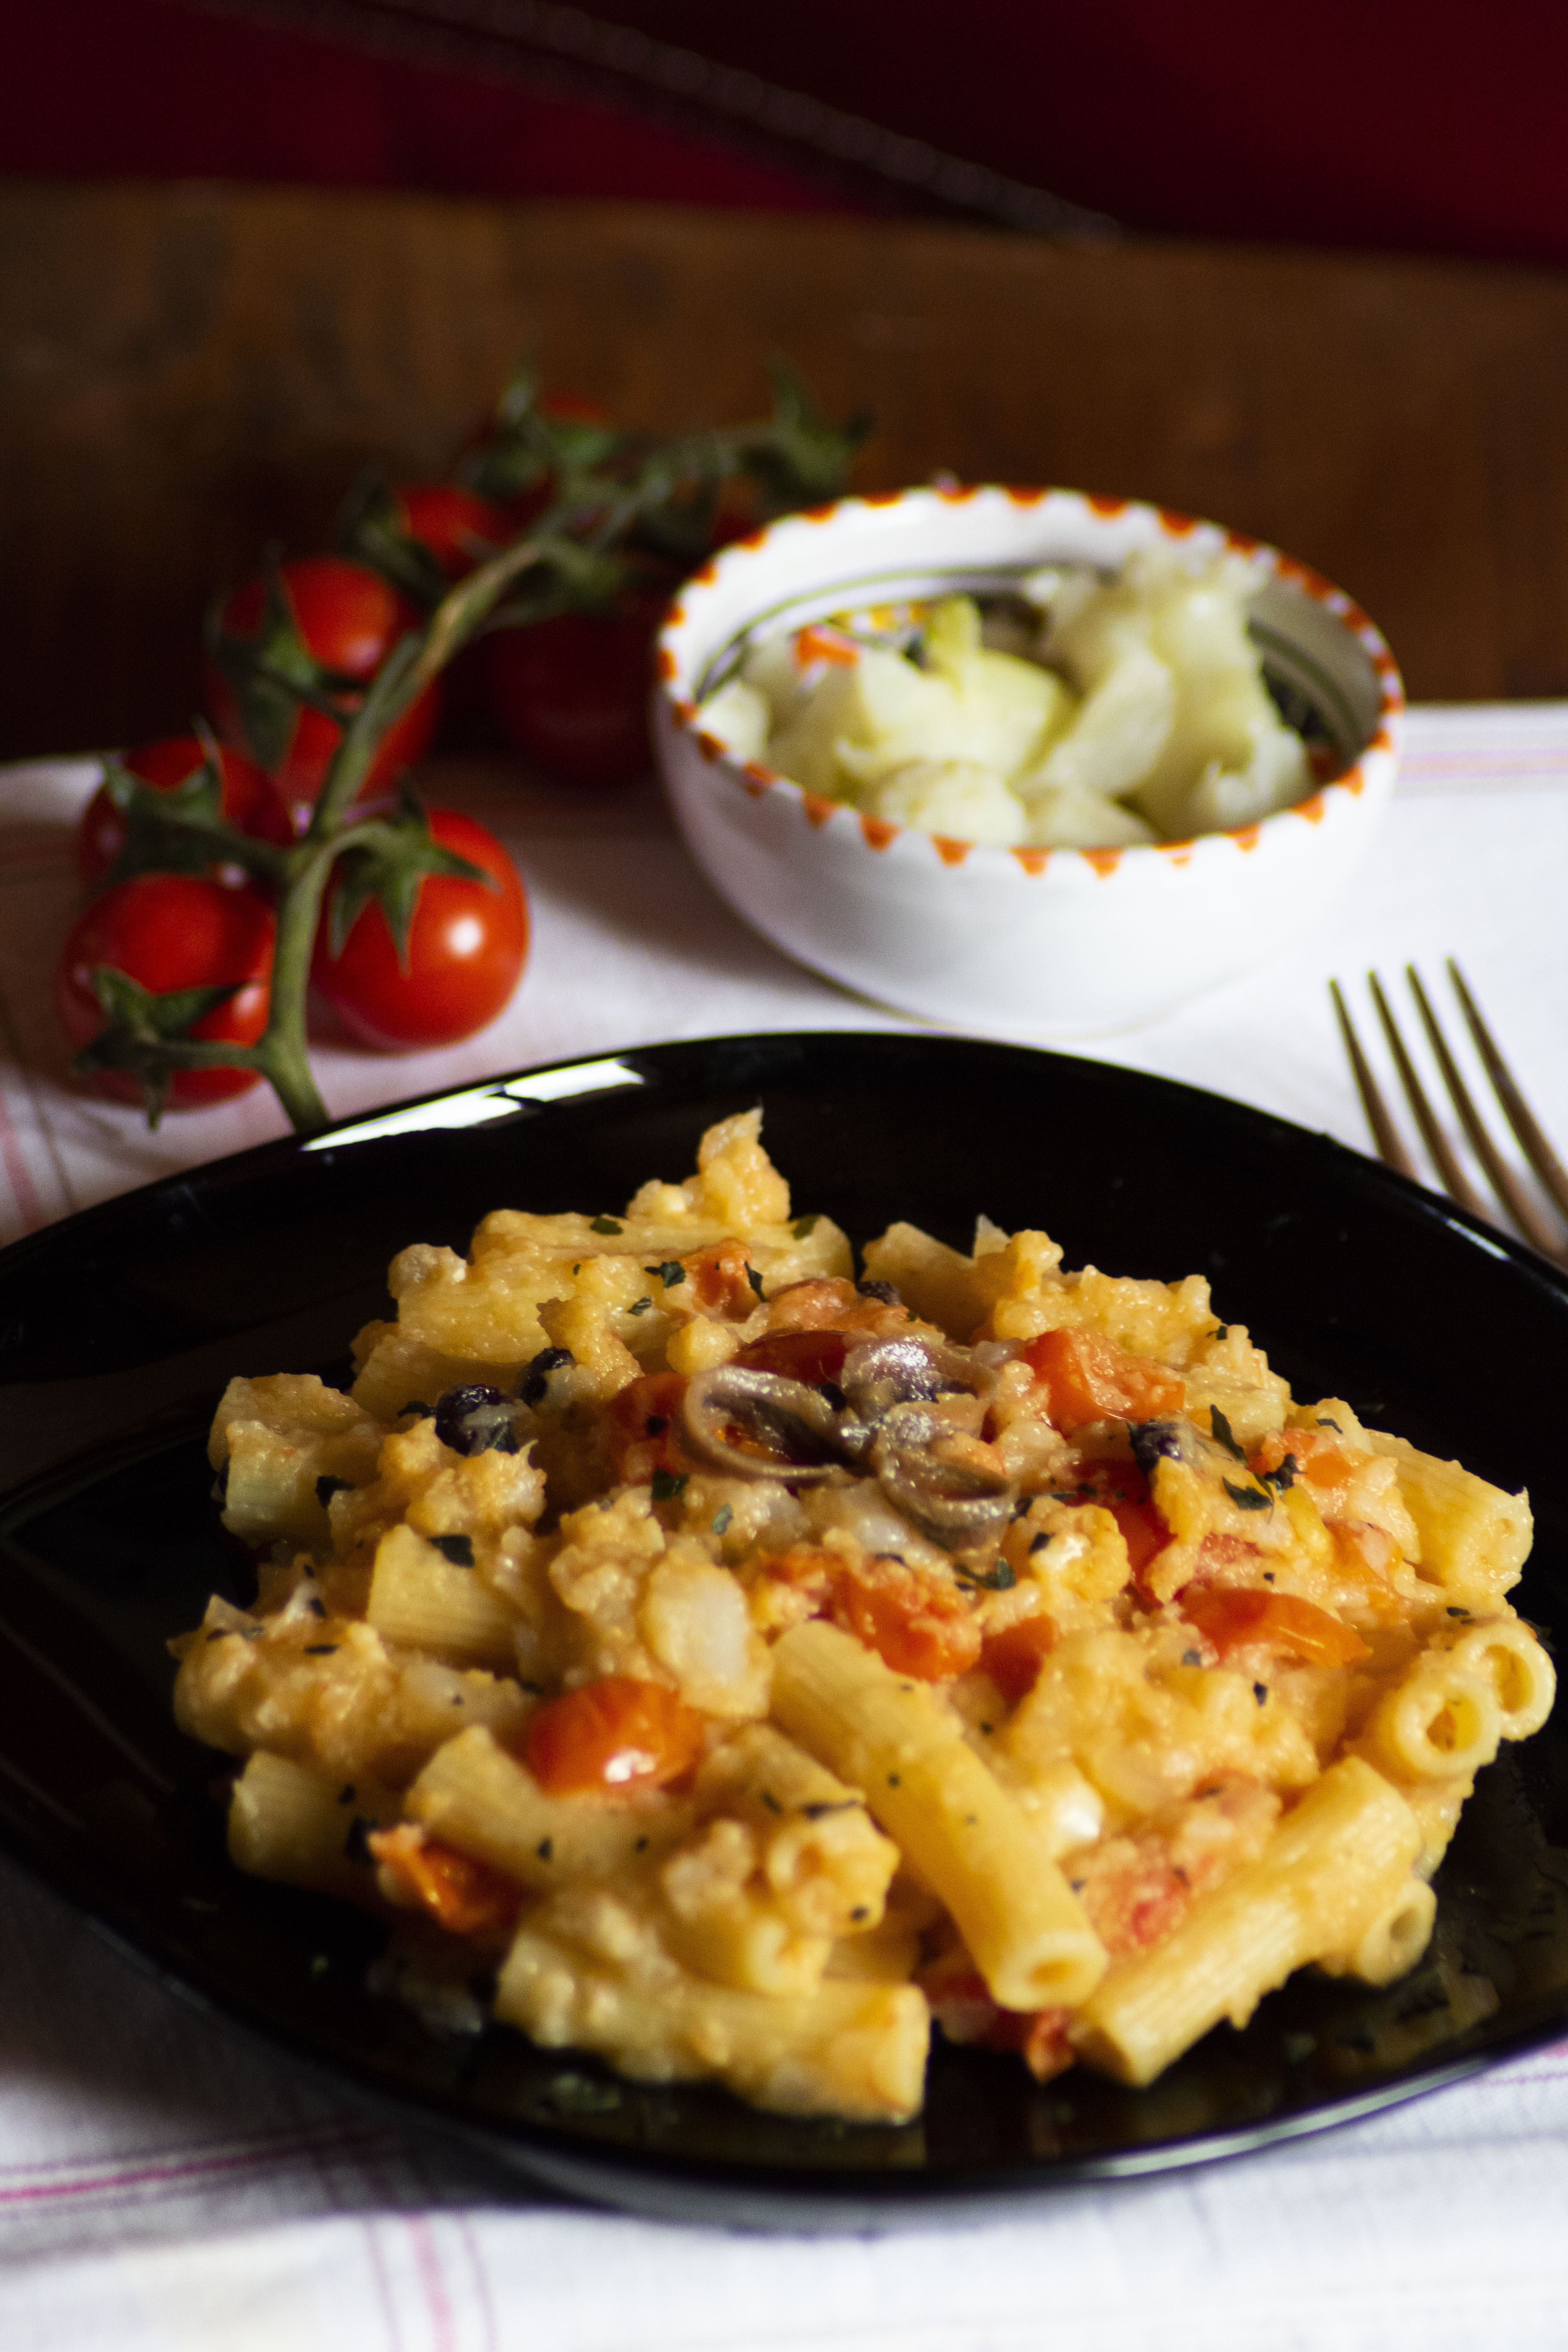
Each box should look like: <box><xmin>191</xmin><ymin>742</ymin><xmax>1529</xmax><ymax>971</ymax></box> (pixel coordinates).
<box><xmin>56</xmin><ymin>874</ymin><xmax>274</xmax><ymax>1107</ymax></box>
<box><xmin>826</xmin><ymin>1553</ymin><xmax>981</xmax><ymax>1682</ymax></box>
<box><xmin>207</xmin><ymin>556</ymin><xmax>441</xmax><ymax>823</ymax></box>
<box><xmin>979</xmin><ymin>1612</ymin><xmax>1058</xmax><ymax>1703</ymax></box>
<box><xmin>309</xmin><ymin>809</ymin><xmax>528</xmax><ymax>1051</ymax></box>
<box><xmin>77</xmin><ymin>735</ymin><xmax>294</xmax><ymax>891</ymax></box>
<box><xmin>394</xmin><ymin>484</ymin><xmax>514</xmax><ymax>581</ymax></box>
<box><xmin>1022</xmin><ymin>1328</ymin><xmax>1185</xmax><ymax>1432</ymax></box>
<box><xmin>1180</xmin><ymin>1585</ymin><xmax>1369</xmax><ymax>1667</ymax></box>
<box><xmin>367</xmin><ymin>1825</ymin><xmax>519</xmax><ymax>1936</ymax></box>
<box><xmin>524</xmin><ymin>1674</ymin><xmax>706</xmax><ymax>1796</ymax></box>
<box><xmin>1053</xmin><ymin>1461</ymin><xmax>1172</xmax><ymax>1597</ymax></box>
<box><xmin>485</xmin><ymin>578</ymin><xmax>671</xmax><ymax>789</ymax></box>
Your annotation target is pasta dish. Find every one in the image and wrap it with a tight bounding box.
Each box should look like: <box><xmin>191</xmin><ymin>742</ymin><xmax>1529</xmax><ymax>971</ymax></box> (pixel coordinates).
<box><xmin>172</xmin><ymin>1114</ymin><xmax>1553</xmax><ymax>2122</ymax></box>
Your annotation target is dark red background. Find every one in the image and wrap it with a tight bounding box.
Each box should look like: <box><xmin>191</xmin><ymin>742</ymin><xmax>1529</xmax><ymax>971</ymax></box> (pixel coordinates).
<box><xmin>9</xmin><ymin>0</ymin><xmax>1566</xmax><ymax>263</ymax></box>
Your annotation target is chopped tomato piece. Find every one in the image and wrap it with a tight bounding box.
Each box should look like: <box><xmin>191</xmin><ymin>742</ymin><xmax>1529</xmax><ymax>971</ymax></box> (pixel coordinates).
<box><xmin>980</xmin><ymin>1612</ymin><xmax>1058</xmax><ymax>1704</ymax></box>
<box><xmin>1091</xmin><ymin>1853</ymin><xmax>1189</xmax><ymax>1947</ymax></box>
<box><xmin>735</xmin><ymin>1327</ymin><xmax>851</xmax><ymax>1387</ymax></box>
<box><xmin>683</xmin><ymin>1242</ymin><xmax>763</xmax><ymax>1319</ymax></box>
<box><xmin>604</xmin><ymin>1372</ymin><xmax>688</xmax><ymax>1483</ymax></box>
<box><xmin>762</xmin><ymin>1277</ymin><xmax>859</xmax><ymax>1333</ymax></box>
<box><xmin>1110</xmin><ymin>1497</ymin><xmax>1171</xmax><ymax>1589</ymax></box>
<box><xmin>760</xmin><ymin>1544</ymin><xmax>840</xmax><ymax>1597</ymax></box>
<box><xmin>1023</xmin><ymin>1328</ymin><xmax>1184</xmax><ymax>1432</ymax></box>
<box><xmin>1055</xmin><ymin>1461</ymin><xmax>1172</xmax><ymax>1595</ymax></box>
<box><xmin>1250</xmin><ymin>1428</ymin><xmax>1353</xmax><ymax>1492</ymax></box>
<box><xmin>525</xmin><ymin>1675</ymin><xmax>706</xmax><ymax>1795</ymax></box>
<box><xmin>368</xmin><ymin>1824</ymin><xmax>520</xmax><ymax>1937</ymax></box>
<box><xmin>1017</xmin><ymin>2007</ymin><xmax>1074</xmax><ymax>2082</ymax></box>
<box><xmin>1181</xmin><ymin>1584</ymin><xmax>1369</xmax><ymax>1667</ymax></box>
<box><xmin>1082</xmin><ymin>1848</ymin><xmax>1191</xmax><ymax>1955</ymax></box>
<box><xmin>919</xmin><ymin>1961</ymin><xmax>1074</xmax><ymax>2082</ymax></box>
<box><xmin>828</xmin><ymin>1553</ymin><xmax>982</xmax><ymax>1681</ymax></box>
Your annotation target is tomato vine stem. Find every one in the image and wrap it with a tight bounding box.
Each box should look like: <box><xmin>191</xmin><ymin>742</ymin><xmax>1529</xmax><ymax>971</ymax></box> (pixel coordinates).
<box><xmin>73</xmin><ymin>364</ymin><xmax>867</xmax><ymax>1134</ymax></box>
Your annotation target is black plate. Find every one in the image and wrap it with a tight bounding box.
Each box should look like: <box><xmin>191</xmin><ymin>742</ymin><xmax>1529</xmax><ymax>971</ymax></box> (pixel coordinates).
<box><xmin>4</xmin><ymin>1032</ymin><xmax>1568</xmax><ymax>2230</ymax></box>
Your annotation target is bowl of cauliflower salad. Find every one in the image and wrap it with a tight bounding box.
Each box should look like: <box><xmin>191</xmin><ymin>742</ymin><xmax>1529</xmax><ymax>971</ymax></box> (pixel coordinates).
<box><xmin>655</xmin><ymin>486</ymin><xmax>1403</xmax><ymax>1034</ymax></box>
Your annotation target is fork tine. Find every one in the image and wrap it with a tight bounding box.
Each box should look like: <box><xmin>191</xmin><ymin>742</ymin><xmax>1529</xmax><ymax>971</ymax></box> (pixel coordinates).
<box><xmin>1405</xmin><ymin>966</ymin><xmax>1567</xmax><ymax>1258</ymax></box>
<box><xmin>1446</xmin><ymin>959</ymin><xmax>1568</xmax><ymax>1226</ymax></box>
<box><xmin>1329</xmin><ymin>979</ymin><xmax>1417</xmax><ymax>1180</ymax></box>
<box><xmin>1367</xmin><ymin>972</ymin><xmax>1491</xmax><ymax>1219</ymax></box>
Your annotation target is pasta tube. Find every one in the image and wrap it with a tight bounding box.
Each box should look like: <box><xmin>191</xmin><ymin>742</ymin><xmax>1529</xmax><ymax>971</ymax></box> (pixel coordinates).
<box><xmin>407</xmin><ymin>1725</ymin><xmax>690</xmax><ymax>1890</ymax></box>
<box><xmin>1360</xmin><ymin>1659</ymin><xmax>1502</xmax><ymax>1783</ymax></box>
<box><xmin>1073</xmin><ymin>1758</ymin><xmax>1422</xmax><ymax>2085</ymax></box>
<box><xmin>770</xmin><ymin>1620</ymin><xmax>1107</xmax><ymax>2012</ymax></box>
<box><xmin>496</xmin><ymin>1915</ymin><xmax>929</xmax><ymax>2123</ymax></box>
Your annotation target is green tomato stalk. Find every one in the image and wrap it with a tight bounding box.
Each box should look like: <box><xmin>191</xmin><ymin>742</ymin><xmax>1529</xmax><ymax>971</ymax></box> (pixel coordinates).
<box><xmin>76</xmin><ymin>365</ymin><xmax>869</xmax><ymax>1134</ymax></box>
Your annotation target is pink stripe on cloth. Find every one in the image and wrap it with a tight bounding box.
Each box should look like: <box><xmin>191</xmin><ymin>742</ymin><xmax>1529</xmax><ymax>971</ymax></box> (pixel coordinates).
<box><xmin>407</xmin><ymin>2214</ymin><xmax>460</xmax><ymax>2352</ymax></box>
<box><xmin>456</xmin><ymin>2214</ymin><xmax>501</xmax><ymax>2352</ymax></box>
<box><xmin>0</xmin><ymin>2121</ymin><xmax>394</xmax><ymax>2208</ymax></box>
<box><xmin>363</xmin><ymin>2217</ymin><xmax>408</xmax><ymax>2352</ymax></box>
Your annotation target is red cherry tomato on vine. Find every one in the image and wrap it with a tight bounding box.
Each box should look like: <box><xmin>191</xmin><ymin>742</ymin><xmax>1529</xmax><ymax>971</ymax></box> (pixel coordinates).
<box><xmin>56</xmin><ymin>875</ymin><xmax>274</xmax><ymax>1107</ymax></box>
<box><xmin>206</xmin><ymin>556</ymin><xmax>441</xmax><ymax>824</ymax></box>
<box><xmin>310</xmin><ymin>809</ymin><xmax>528</xmax><ymax>1051</ymax></box>
<box><xmin>485</xmin><ymin>581</ymin><xmax>671</xmax><ymax>790</ymax></box>
<box><xmin>395</xmin><ymin>485</ymin><xmax>514</xmax><ymax>581</ymax></box>
<box><xmin>76</xmin><ymin>736</ymin><xmax>294</xmax><ymax>891</ymax></box>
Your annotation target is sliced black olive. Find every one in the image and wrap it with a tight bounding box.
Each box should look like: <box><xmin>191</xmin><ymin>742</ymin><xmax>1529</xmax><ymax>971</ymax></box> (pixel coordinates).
<box><xmin>519</xmin><ymin>1346</ymin><xmax>574</xmax><ymax>1406</ymax></box>
<box><xmin>435</xmin><ymin>1384</ymin><xmax>521</xmax><ymax>1456</ymax></box>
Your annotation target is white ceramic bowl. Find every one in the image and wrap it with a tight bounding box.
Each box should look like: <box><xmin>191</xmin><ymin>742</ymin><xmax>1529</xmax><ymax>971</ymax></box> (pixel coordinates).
<box><xmin>653</xmin><ymin>485</ymin><xmax>1404</xmax><ymax>1036</ymax></box>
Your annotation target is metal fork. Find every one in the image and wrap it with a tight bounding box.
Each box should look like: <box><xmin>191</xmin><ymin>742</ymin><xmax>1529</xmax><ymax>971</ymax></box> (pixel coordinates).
<box><xmin>1330</xmin><ymin>960</ymin><xmax>1568</xmax><ymax>1268</ymax></box>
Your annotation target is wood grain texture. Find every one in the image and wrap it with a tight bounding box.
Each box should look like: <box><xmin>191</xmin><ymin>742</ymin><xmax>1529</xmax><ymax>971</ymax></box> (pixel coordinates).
<box><xmin>4</xmin><ymin>182</ymin><xmax>1568</xmax><ymax>757</ymax></box>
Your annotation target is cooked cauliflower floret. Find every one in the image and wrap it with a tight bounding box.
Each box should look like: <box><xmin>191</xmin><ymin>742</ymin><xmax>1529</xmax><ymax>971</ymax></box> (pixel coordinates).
<box><xmin>735</xmin><ymin>563</ymin><xmax>1312</xmax><ymax>853</ymax></box>
<box><xmin>862</xmin><ymin>758</ymin><xmax>1027</xmax><ymax>846</ymax></box>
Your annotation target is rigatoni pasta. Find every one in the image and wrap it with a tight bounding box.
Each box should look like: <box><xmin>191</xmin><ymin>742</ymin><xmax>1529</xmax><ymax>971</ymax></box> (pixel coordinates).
<box><xmin>171</xmin><ymin>1111</ymin><xmax>1554</xmax><ymax>2123</ymax></box>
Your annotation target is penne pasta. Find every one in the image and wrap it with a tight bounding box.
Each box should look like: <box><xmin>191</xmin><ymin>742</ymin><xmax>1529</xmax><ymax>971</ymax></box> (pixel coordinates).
<box><xmin>1073</xmin><ymin>1760</ymin><xmax>1422</xmax><ymax>2085</ymax></box>
<box><xmin>771</xmin><ymin>1621</ymin><xmax>1107</xmax><ymax>2012</ymax></box>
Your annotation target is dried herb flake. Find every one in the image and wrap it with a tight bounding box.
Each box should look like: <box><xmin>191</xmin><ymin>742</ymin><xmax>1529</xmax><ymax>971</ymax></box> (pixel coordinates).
<box><xmin>1222</xmin><ymin>1477</ymin><xmax>1272</xmax><ymax>1512</ymax></box>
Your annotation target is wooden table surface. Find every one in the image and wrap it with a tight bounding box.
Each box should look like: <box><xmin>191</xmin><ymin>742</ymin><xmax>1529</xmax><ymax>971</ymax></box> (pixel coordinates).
<box><xmin>4</xmin><ymin>181</ymin><xmax>1568</xmax><ymax>759</ymax></box>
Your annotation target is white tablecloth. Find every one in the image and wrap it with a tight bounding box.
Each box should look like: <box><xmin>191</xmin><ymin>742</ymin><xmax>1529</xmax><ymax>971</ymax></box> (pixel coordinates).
<box><xmin>3</xmin><ymin>711</ymin><xmax>1568</xmax><ymax>2348</ymax></box>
